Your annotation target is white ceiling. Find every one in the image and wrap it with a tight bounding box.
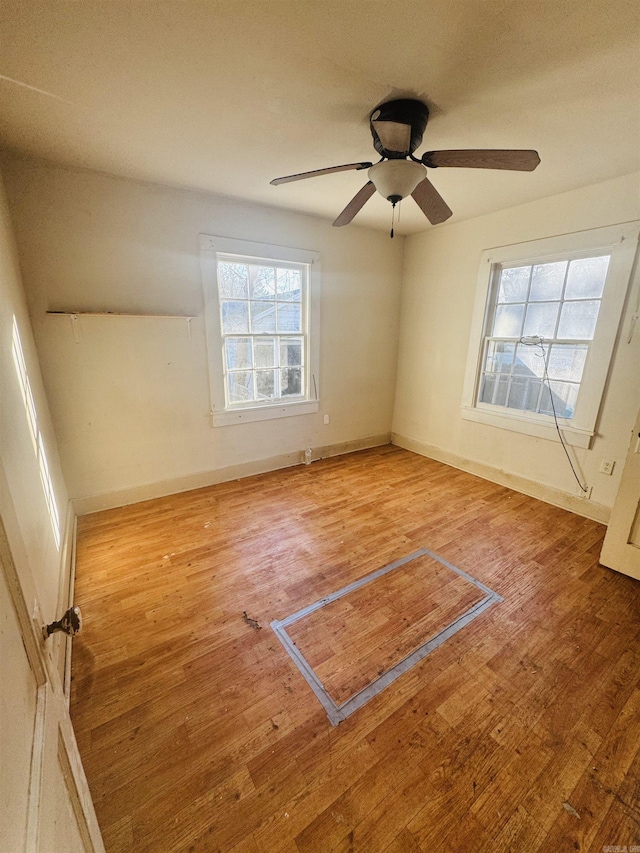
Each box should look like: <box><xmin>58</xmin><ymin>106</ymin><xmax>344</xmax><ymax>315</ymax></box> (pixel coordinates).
<box><xmin>1</xmin><ymin>1</ymin><xmax>638</xmax><ymax>235</ymax></box>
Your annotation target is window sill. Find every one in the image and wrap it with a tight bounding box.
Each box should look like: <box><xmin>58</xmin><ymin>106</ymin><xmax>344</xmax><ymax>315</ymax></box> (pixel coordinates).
<box><xmin>460</xmin><ymin>405</ymin><xmax>594</xmax><ymax>448</ymax></box>
<box><xmin>212</xmin><ymin>400</ymin><xmax>319</xmax><ymax>426</ymax></box>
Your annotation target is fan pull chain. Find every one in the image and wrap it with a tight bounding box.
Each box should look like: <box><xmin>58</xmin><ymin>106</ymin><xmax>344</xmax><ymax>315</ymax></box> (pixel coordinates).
<box><xmin>390</xmin><ymin>201</ymin><xmax>397</xmax><ymax>238</ymax></box>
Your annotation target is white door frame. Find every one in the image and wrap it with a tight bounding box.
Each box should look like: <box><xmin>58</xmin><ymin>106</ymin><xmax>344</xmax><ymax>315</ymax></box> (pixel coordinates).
<box><xmin>0</xmin><ymin>512</ymin><xmax>104</xmax><ymax>852</ymax></box>
<box><xmin>600</xmin><ymin>408</ymin><xmax>640</xmax><ymax>580</ymax></box>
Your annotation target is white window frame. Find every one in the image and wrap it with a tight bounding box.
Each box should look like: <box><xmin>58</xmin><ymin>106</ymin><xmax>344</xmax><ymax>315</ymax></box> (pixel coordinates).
<box><xmin>200</xmin><ymin>235</ymin><xmax>320</xmax><ymax>426</ymax></box>
<box><xmin>462</xmin><ymin>222</ymin><xmax>640</xmax><ymax>448</ymax></box>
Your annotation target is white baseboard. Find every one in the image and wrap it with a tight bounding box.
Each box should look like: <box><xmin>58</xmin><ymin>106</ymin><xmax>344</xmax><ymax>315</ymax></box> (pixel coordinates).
<box><xmin>72</xmin><ymin>433</ymin><xmax>391</xmax><ymax>516</ymax></box>
<box><xmin>392</xmin><ymin>432</ymin><xmax>610</xmax><ymax>524</ymax></box>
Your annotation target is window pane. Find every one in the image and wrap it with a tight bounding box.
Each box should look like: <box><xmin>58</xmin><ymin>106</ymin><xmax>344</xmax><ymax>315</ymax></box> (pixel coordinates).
<box><xmin>221</xmin><ymin>300</ymin><xmax>249</xmax><ymax>333</ymax></box>
<box><xmin>228</xmin><ymin>371</ymin><xmax>254</xmax><ymax>403</ymax></box>
<box><xmin>539</xmin><ymin>381</ymin><xmax>578</xmax><ymax>418</ymax></box>
<box><xmin>281</xmin><ymin>367</ymin><xmax>302</xmax><ymax>396</ymax></box>
<box><xmin>495</xmin><ymin>375</ymin><xmax>510</xmax><ymax>406</ymax></box>
<box><xmin>250</xmin><ymin>301</ymin><xmax>276</xmax><ymax>332</ymax></box>
<box><xmin>522</xmin><ymin>301</ymin><xmax>559</xmax><ymax>338</ymax></box>
<box><xmin>498</xmin><ymin>266</ymin><xmax>530</xmax><ymax>303</ymax></box>
<box><xmin>280</xmin><ymin>338</ymin><xmax>302</xmax><ymax>367</ymax></box>
<box><xmin>513</xmin><ymin>342</ymin><xmax>547</xmax><ymax>377</ymax></box>
<box><xmin>277</xmin><ymin>302</ymin><xmax>301</xmax><ymax>333</ymax></box>
<box><xmin>508</xmin><ymin>376</ymin><xmax>543</xmax><ymax>412</ymax></box>
<box><xmin>218</xmin><ymin>263</ymin><xmax>248</xmax><ymax>298</ymax></box>
<box><xmin>479</xmin><ymin>373</ymin><xmax>496</xmax><ymax>404</ymax></box>
<box><xmin>565</xmin><ymin>256</ymin><xmax>609</xmax><ymax>299</ymax></box>
<box><xmin>250</xmin><ymin>265</ymin><xmax>276</xmax><ymax>300</ymax></box>
<box><xmin>485</xmin><ymin>341</ymin><xmax>515</xmax><ymax>373</ymax></box>
<box><xmin>277</xmin><ymin>268</ymin><xmax>302</xmax><ymax>301</ymax></box>
<box><xmin>557</xmin><ymin>300</ymin><xmax>600</xmax><ymax>339</ymax></box>
<box><xmin>256</xmin><ymin>369</ymin><xmax>276</xmax><ymax>399</ymax></box>
<box><xmin>225</xmin><ymin>337</ymin><xmax>252</xmax><ymax>370</ymax></box>
<box><xmin>254</xmin><ymin>337</ymin><xmax>276</xmax><ymax>368</ymax></box>
<box><xmin>547</xmin><ymin>344</ymin><xmax>588</xmax><ymax>382</ymax></box>
<box><xmin>478</xmin><ymin>374</ymin><xmax>510</xmax><ymax>407</ymax></box>
<box><xmin>493</xmin><ymin>304</ymin><xmax>524</xmax><ymax>337</ymax></box>
<box><xmin>529</xmin><ymin>262</ymin><xmax>567</xmax><ymax>301</ymax></box>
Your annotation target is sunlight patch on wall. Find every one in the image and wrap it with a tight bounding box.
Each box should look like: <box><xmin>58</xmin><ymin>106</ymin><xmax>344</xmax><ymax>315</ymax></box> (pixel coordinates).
<box><xmin>12</xmin><ymin>316</ymin><xmax>60</xmax><ymax>549</ymax></box>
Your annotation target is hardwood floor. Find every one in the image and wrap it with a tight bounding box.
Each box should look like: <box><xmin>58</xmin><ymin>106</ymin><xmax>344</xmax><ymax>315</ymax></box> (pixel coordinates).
<box><xmin>284</xmin><ymin>551</ymin><xmax>490</xmax><ymax>708</ymax></box>
<box><xmin>71</xmin><ymin>446</ymin><xmax>640</xmax><ymax>852</ymax></box>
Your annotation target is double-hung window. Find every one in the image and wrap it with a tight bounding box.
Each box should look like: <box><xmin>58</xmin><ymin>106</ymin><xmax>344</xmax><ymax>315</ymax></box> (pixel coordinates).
<box><xmin>200</xmin><ymin>236</ymin><xmax>320</xmax><ymax>426</ymax></box>
<box><xmin>462</xmin><ymin>223</ymin><xmax>639</xmax><ymax>447</ymax></box>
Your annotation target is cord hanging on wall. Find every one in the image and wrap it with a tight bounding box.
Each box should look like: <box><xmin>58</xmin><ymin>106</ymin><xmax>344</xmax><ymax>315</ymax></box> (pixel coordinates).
<box><xmin>519</xmin><ymin>335</ymin><xmax>589</xmax><ymax>493</ymax></box>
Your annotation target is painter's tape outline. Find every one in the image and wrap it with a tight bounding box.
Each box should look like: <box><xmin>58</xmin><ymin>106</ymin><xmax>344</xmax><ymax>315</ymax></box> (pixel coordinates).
<box><xmin>271</xmin><ymin>548</ymin><xmax>503</xmax><ymax>726</ymax></box>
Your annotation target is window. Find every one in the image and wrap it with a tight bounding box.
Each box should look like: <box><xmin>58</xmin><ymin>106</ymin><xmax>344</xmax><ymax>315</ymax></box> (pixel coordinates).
<box><xmin>462</xmin><ymin>223</ymin><xmax>639</xmax><ymax>448</ymax></box>
<box><xmin>479</xmin><ymin>254</ymin><xmax>609</xmax><ymax>419</ymax></box>
<box><xmin>200</xmin><ymin>236</ymin><xmax>320</xmax><ymax>426</ymax></box>
<box><xmin>219</xmin><ymin>260</ymin><xmax>305</xmax><ymax>405</ymax></box>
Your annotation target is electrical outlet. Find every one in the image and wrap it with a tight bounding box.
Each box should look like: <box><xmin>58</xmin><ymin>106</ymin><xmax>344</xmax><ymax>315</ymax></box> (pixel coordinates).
<box><xmin>599</xmin><ymin>459</ymin><xmax>615</xmax><ymax>475</ymax></box>
<box><xmin>323</xmin><ymin>414</ymin><xmax>330</xmax><ymax>425</ymax></box>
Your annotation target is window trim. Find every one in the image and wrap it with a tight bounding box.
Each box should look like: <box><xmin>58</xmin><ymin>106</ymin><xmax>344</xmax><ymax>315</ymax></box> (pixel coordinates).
<box><xmin>461</xmin><ymin>222</ymin><xmax>640</xmax><ymax>448</ymax></box>
<box><xmin>200</xmin><ymin>235</ymin><xmax>320</xmax><ymax>426</ymax></box>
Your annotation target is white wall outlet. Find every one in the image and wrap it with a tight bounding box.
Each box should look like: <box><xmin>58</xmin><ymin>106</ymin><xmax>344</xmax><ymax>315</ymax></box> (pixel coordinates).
<box><xmin>323</xmin><ymin>414</ymin><xmax>330</xmax><ymax>425</ymax></box>
<box><xmin>599</xmin><ymin>459</ymin><xmax>615</xmax><ymax>475</ymax></box>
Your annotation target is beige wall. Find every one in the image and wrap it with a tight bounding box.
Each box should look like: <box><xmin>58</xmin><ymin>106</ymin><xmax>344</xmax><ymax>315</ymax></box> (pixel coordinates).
<box><xmin>0</xmin><ymin>167</ymin><xmax>69</xmax><ymax>622</ymax></box>
<box><xmin>2</xmin><ymin>156</ymin><xmax>404</xmax><ymax>509</ymax></box>
<box><xmin>393</xmin><ymin>173</ymin><xmax>640</xmax><ymax>520</ymax></box>
<box><xmin>4</xmin><ymin>153</ymin><xmax>637</xmax><ymax>523</ymax></box>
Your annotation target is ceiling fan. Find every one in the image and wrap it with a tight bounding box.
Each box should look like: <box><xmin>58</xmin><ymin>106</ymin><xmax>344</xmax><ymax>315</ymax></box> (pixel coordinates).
<box><xmin>271</xmin><ymin>98</ymin><xmax>540</xmax><ymax>234</ymax></box>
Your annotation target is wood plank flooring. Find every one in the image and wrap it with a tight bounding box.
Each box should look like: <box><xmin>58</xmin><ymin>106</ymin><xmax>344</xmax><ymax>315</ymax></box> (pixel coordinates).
<box><xmin>285</xmin><ymin>552</ymin><xmax>489</xmax><ymax>705</ymax></box>
<box><xmin>71</xmin><ymin>446</ymin><xmax>640</xmax><ymax>852</ymax></box>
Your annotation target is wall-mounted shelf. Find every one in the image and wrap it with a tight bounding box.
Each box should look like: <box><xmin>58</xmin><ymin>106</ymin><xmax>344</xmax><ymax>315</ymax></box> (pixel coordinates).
<box><xmin>46</xmin><ymin>311</ymin><xmax>197</xmax><ymax>342</ymax></box>
<box><xmin>46</xmin><ymin>311</ymin><xmax>196</xmax><ymax>319</ymax></box>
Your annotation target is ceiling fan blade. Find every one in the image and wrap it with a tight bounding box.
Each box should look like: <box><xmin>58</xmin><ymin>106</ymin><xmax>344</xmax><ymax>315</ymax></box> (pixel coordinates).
<box><xmin>423</xmin><ymin>149</ymin><xmax>541</xmax><ymax>171</ymax></box>
<box><xmin>411</xmin><ymin>177</ymin><xmax>453</xmax><ymax>225</ymax></box>
<box><xmin>270</xmin><ymin>162</ymin><xmax>372</xmax><ymax>186</ymax></box>
<box><xmin>372</xmin><ymin>120</ymin><xmax>412</xmax><ymax>154</ymax></box>
<box><xmin>332</xmin><ymin>181</ymin><xmax>376</xmax><ymax>227</ymax></box>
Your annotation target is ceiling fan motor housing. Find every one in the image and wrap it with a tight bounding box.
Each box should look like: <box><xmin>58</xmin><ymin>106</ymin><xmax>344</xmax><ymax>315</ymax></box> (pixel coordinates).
<box><xmin>370</xmin><ymin>98</ymin><xmax>430</xmax><ymax>158</ymax></box>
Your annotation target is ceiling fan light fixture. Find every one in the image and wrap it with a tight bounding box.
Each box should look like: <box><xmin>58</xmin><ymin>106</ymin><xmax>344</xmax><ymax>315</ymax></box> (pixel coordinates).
<box><xmin>271</xmin><ymin>98</ymin><xmax>540</xmax><ymax>229</ymax></box>
<box><xmin>368</xmin><ymin>160</ymin><xmax>426</xmax><ymax>202</ymax></box>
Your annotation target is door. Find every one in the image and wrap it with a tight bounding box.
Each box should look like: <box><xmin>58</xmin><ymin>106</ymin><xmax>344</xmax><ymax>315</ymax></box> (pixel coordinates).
<box><xmin>600</xmin><ymin>408</ymin><xmax>640</xmax><ymax>580</ymax></box>
<box><xmin>0</xmin><ymin>514</ymin><xmax>104</xmax><ymax>852</ymax></box>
